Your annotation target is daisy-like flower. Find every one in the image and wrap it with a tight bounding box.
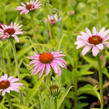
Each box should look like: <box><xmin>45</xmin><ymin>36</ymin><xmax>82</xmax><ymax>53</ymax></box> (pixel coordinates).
<box><xmin>45</xmin><ymin>14</ymin><xmax>61</xmax><ymax>25</ymax></box>
<box><xmin>28</xmin><ymin>51</ymin><xmax>66</xmax><ymax>78</ymax></box>
<box><xmin>0</xmin><ymin>23</ymin><xmax>23</xmax><ymax>42</ymax></box>
<box><xmin>75</xmin><ymin>27</ymin><xmax>109</xmax><ymax>56</ymax></box>
<box><xmin>16</xmin><ymin>0</ymin><xmax>42</xmax><ymax>15</ymax></box>
<box><xmin>0</xmin><ymin>74</ymin><xmax>23</xmax><ymax>96</ymax></box>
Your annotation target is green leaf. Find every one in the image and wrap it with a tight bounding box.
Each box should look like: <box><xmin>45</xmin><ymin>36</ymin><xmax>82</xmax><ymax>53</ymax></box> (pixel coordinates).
<box><xmin>14</xmin><ymin>104</ymin><xmax>30</xmax><ymax>109</ymax></box>
<box><xmin>17</xmin><ymin>45</ymin><xmax>32</xmax><ymax>59</ymax></box>
<box><xmin>57</xmin><ymin>86</ymin><xmax>72</xmax><ymax>109</ymax></box>
<box><xmin>90</xmin><ymin>108</ymin><xmax>100</xmax><ymax>109</ymax></box>
<box><xmin>0</xmin><ymin>104</ymin><xmax>8</xmax><ymax>109</ymax></box>
<box><xmin>93</xmin><ymin>86</ymin><xmax>101</xmax><ymax>102</ymax></box>
<box><xmin>76</xmin><ymin>102</ymin><xmax>88</xmax><ymax>109</ymax></box>
<box><xmin>83</xmin><ymin>56</ymin><xmax>98</xmax><ymax>69</ymax></box>
<box><xmin>25</xmin><ymin>75</ymin><xmax>45</xmax><ymax>104</ymax></box>
<box><xmin>78</xmin><ymin>84</ymin><xmax>96</xmax><ymax>96</ymax></box>
<box><xmin>102</xmin><ymin>67</ymin><xmax>109</xmax><ymax>78</ymax></box>
<box><xmin>79</xmin><ymin>71</ymin><xmax>94</xmax><ymax>76</ymax></box>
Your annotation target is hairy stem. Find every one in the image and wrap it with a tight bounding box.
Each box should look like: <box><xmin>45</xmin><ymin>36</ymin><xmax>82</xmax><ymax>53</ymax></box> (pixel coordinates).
<box><xmin>74</xmin><ymin>78</ymin><xmax>78</xmax><ymax>109</ymax></box>
<box><xmin>0</xmin><ymin>49</ymin><xmax>6</xmax><ymax>73</ymax></box>
<box><xmin>10</xmin><ymin>39</ymin><xmax>23</xmax><ymax>104</ymax></box>
<box><xmin>74</xmin><ymin>49</ymin><xmax>78</xmax><ymax>109</ymax></box>
<box><xmin>54</xmin><ymin>97</ymin><xmax>57</xmax><ymax>109</ymax></box>
<box><xmin>30</xmin><ymin>14</ymin><xmax>37</xmax><ymax>52</ymax></box>
<box><xmin>10</xmin><ymin>39</ymin><xmax>20</xmax><ymax>78</ymax></box>
<box><xmin>97</xmin><ymin>55</ymin><xmax>103</xmax><ymax>109</ymax></box>
<box><xmin>47</xmin><ymin>17</ymin><xmax>53</xmax><ymax>40</ymax></box>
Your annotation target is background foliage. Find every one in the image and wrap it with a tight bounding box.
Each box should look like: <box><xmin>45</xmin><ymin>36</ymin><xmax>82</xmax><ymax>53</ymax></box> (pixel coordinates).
<box><xmin>0</xmin><ymin>0</ymin><xmax>109</xmax><ymax>109</ymax></box>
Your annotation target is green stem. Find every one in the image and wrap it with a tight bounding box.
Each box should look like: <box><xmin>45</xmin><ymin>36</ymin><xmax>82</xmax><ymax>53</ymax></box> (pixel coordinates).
<box><xmin>30</xmin><ymin>14</ymin><xmax>35</xmax><ymax>37</ymax></box>
<box><xmin>0</xmin><ymin>49</ymin><xmax>5</xmax><ymax>73</ymax></box>
<box><xmin>47</xmin><ymin>18</ymin><xmax>53</xmax><ymax>40</ymax></box>
<box><xmin>73</xmin><ymin>50</ymin><xmax>78</xmax><ymax>109</ymax></box>
<box><xmin>44</xmin><ymin>2</ymin><xmax>53</xmax><ymax>41</ymax></box>
<box><xmin>29</xmin><ymin>38</ymin><xmax>37</xmax><ymax>52</ymax></box>
<box><xmin>6</xmin><ymin>52</ymin><xmax>12</xmax><ymax>73</ymax></box>
<box><xmin>97</xmin><ymin>55</ymin><xmax>103</xmax><ymax>109</ymax></box>
<box><xmin>10</xmin><ymin>39</ymin><xmax>20</xmax><ymax>78</ymax></box>
<box><xmin>54</xmin><ymin>97</ymin><xmax>57</xmax><ymax>109</ymax></box>
<box><xmin>30</xmin><ymin>14</ymin><xmax>37</xmax><ymax>52</ymax></box>
<box><xmin>74</xmin><ymin>78</ymin><xmax>78</xmax><ymax>109</ymax></box>
<box><xmin>58</xmin><ymin>35</ymin><xmax>64</xmax><ymax>51</ymax></box>
<box><xmin>6</xmin><ymin>94</ymin><xmax>13</xmax><ymax>109</ymax></box>
<box><xmin>10</xmin><ymin>39</ymin><xmax>23</xmax><ymax>104</ymax></box>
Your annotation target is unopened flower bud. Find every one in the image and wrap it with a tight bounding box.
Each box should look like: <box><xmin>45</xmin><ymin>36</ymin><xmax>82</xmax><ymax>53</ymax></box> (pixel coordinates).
<box><xmin>49</xmin><ymin>84</ymin><xmax>60</xmax><ymax>97</ymax></box>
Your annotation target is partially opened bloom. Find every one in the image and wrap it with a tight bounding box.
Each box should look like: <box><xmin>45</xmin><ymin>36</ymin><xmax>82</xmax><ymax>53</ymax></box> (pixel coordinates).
<box><xmin>0</xmin><ymin>23</ymin><xmax>23</xmax><ymax>42</ymax></box>
<box><xmin>75</xmin><ymin>27</ymin><xmax>109</xmax><ymax>56</ymax></box>
<box><xmin>45</xmin><ymin>14</ymin><xmax>61</xmax><ymax>25</ymax></box>
<box><xmin>16</xmin><ymin>0</ymin><xmax>41</xmax><ymax>15</ymax></box>
<box><xmin>28</xmin><ymin>51</ymin><xmax>66</xmax><ymax>78</ymax></box>
<box><xmin>0</xmin><ymin>74</ymin><xmax>23</xmax><ymax>96</ymax></box>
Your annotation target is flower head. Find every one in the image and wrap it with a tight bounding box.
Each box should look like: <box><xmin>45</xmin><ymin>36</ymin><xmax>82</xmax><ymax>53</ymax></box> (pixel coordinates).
<box><xmin>0</xmin><ymin>23</ymin><xmax>23</xmax><ymax>42</ymax></box>
<box><xmin>45</xmin><ymin>14</ymin><xmax>61</xmax><ymax>25</ymax></box>
<box><xmin>16</xmin><ymin>0</ymin><xmax>42</xmax><ymax>15</ymax></box>
<box><xmin>75</xmin><ymin>27</ymin><xmax>109</xmax><ymax>56</ymax></box>
<box><xmin>28</xmin><ymin>51</ymin><xmax>66</xmax><ymax>78</ymax></box>
<box><xmin>0</xmin><ymin>74</ymin><xmax>23</xmax><ymax>96</ymax></box>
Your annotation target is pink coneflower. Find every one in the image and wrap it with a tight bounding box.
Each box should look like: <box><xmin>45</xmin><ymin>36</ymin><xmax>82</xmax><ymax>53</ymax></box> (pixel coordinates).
<box><xmin>45</xmin><ymin>14</ymin><xmax>61</xmax><ymax>25</ymax></box>
<box><xmin>0</xmin><ymin>23</ymin><xmax>23</xmax><ymax>42</ymax></box>
<box><xmin>75</xmin><ymin>27</ymin><xmax>109</xmax><ymax>56</ymax></box>
<box><xmin>28</xmin><ymin>51</ymin><xmax>66</xmax><ymax>78</ymax></box>
<box><xmin>16</xmin><ymin>0</ymin><xmax>42</xmax><ymax>15</ymax></box>
<box><xmin>0</xmin><ymin>74</ymin><xmax>23</xmax><ymax>96</ymax></box>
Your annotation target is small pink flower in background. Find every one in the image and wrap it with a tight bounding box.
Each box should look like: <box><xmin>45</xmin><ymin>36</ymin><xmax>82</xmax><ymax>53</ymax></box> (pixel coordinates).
<box><xmin>0</xmin><ymin>23</ymin><xmax>23</xmax><ymax>42</ymax></box>
<box><xmin>0</xmin><ymin>74</ymin><xmax>23</xmax><ymax>96</ymax></box>
<box><xmin>75</xmin><ymin>27</ymin><xmax>109</xmax><ymax>56</ymax></box>
<box><xmin>28</xmin><ymin>51</ymin><xmax>66</xmax><ymax>78</ymax></box>
<box><xmin>45</xmin><ymin>14</ymin><xmax>61</xmax><ymax>25</ymax></box>
<box><xmin>16</xmin><ymin>0</ymin><xmax>42</xmax><ymax>15</ymax></box>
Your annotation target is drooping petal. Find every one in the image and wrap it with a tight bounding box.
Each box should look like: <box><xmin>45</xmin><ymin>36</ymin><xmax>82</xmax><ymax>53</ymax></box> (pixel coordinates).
<box><xmin>10</xmin><ymin>78</ymin><xmax>19</xmax><ymax>83</ymax></box>
<box><xmin>92</xmin><ymin>46</ymin><xmax>100</xmax><ymax>56</ymax></box>
<box><xmin>103</xmin><ymin>42</ymin><xmax>109</xmax><ymax>48</ymax></box>
<box><xmin>31</xmin><ymin>63</ymin><xmax>41</xmax><ymax>74</ymax></box>
<box><xmin>34</xmin><ymin>64</ymin><xmax>44</xmax><ymax>75</ymax></box>
<box><xmin>52</xmin><ymin>60</ymin><xmax>66</xmax><ymax>68</ymax></box>
<box><xmin>2</xmin><ymin>90</ymin><xmax>6</xmax><ymax>96</ymax></box>
<box><xmin>75</xmin><ymin>40</ymin><xmax>86</xmax><ymax>49</ymax></box>
<box><xmin>81</xmin><ymin>46</ymin><xmax>91</xmax><ymax>56</ymax></box>
<box><xmin>96</xmin><ymin>44</ymin><xmax>104</xmax><ymax>50</ymax></box>
<box><xmin>13</xmin><ymin>35</ymin><xmax>19</xmax><ymax>42</ymax></box>
<box><xmin>28</xmin><ymin>60</ymin><xmax>39</xmax><ymax>65</ymax></box>
<box><xmin>46</xmin><ymin>64</ymin><xmax>50</xmax><ymax>75</ymax></box>
<box><xmin>102</xmin><ymin>30</ymin><xmax>109</xmax><ymax>38</ymax></box>
<box><xmin>51</xmin><ymin>63</ymin><xmax>61</xmax><ymax>75</ymax></box>
<box><xmin>39</xmin><ymin>64</ymin><xmax>45</xmax><ymax>78</ymax></box>
<box><xmin>103</xmin><ymin>36</ymin><xmax>109</xmax><ymax>41</ymax></box>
